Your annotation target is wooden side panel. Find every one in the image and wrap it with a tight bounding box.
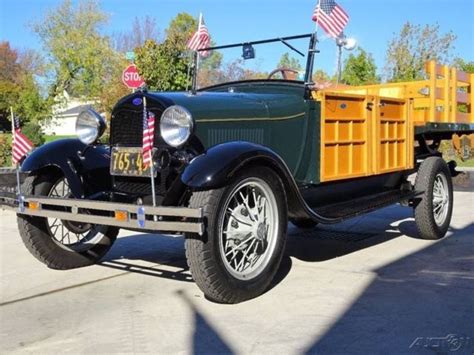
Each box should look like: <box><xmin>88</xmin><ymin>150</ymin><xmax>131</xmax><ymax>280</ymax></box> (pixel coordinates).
<box><xmin>374</xmin><ymin>98</ymin><xmax>411</xmax><ymax>174</ymax></box>
<box><xmin>319</xmin><ymin>93</ymin><xmax>413</xmax><ymax>182</ymax></box>
<box><xmin>320</xmin><ymin>94</ymin><xmax>370</xmax><ymax>182</ymax></box>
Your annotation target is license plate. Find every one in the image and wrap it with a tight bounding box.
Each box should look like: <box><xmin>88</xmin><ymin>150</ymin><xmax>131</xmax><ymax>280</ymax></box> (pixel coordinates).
<box><xmin>110</xmin><ymin>147</ymin><xmax>156</xmax><ymax>177</ymax></box>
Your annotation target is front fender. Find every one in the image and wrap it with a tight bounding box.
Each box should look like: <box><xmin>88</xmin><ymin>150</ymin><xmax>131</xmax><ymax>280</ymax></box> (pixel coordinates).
<box><xmin>181</xmin><ymin>141</ymin><xmax>338</xmax><ymax>224</ymax></box>
<box><xmin>181</xmin><ymin>141</ymin><xmax>288</xmax><ymax>189</ymax></box>
<box><xmin>21</xmin><ymin>139</ymin><xmax>111</xmax><ymax>198</ymax></box>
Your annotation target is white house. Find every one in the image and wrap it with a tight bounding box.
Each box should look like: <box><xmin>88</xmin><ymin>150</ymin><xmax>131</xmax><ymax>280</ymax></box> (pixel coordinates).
<box><xmin>41</xmin><ymin>91</ymin><xmax>99</xmax><ymax>136</ymax></box>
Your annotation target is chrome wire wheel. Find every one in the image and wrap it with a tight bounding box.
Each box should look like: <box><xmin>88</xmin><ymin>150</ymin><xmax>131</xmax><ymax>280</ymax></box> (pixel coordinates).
<box><xmin>47</xmin><ymin>178</ymin><xmax>103</xmax><ymax>252</ymax></box>
<box><xmin>218</xmin><ymin>178</ymin><xmax>279</xmax><ymax>281</ymax></box>
<box><xmin>433</xmin><ymin>173</ymin><xmax>450</xmax><ymax>226</ymax></box>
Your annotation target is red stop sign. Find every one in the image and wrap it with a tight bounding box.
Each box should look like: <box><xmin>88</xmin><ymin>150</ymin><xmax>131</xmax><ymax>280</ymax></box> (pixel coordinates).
<box><xmin>122</xmin><ymin>65</ymin><xmax>145</xmax><ymax>89</ymax></box>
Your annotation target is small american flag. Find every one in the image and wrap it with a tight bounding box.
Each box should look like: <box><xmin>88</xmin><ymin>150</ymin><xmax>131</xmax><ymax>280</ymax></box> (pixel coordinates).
<box><xmin>142</xmin><ymin>108</ymin><xmax>155</xmax><ymax>167</ymax></box>
<box><xmin>12</xmin><ymin>116</ymin><xmax>34</xmax><ymax>164</ymax></box>
<box><xmin>312</xmin><ymin>0</ymin><xmax>349</xmax><ymax>38</ymax></box>
<box><xmin>187</xmin><ymin>15</ymin><xmax>211</xmax><ymax>57</ymax></box>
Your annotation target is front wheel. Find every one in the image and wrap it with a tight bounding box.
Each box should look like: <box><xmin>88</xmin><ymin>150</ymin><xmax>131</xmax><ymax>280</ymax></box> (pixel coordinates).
<box><xmin>17</xmin><ymin>172</ymin><xmax>119</xmax><ymax>269</ymax></box>
<box><xmin>414</xmin><ymin>157</ymin><xmax>453</xmax><ymax>240</ymax></box>
<box><xmin>185</xmin><ymin>166</ymin><xmax>288</xmax><ymax>304</ymax></box>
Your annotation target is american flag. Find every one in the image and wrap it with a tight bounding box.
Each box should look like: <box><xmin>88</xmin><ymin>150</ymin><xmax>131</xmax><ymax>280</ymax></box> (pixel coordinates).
<box><xmin>187</xmin><ymin>15</ymin><xmax>211</xmax><ymax>57</ymax></box>
<box><xmin>142</xmin><ymin>109</ymin><xmax>155</xmax><ymax>167</ymax></box>
<box><xmin>12</xmin><ymin>116</ymin><xmax>34</xmax><ymax>164</ymax></box>
<box><xmin>312</xmin><ymin>0</ymin><xmax>349</xmax><ymax>38</ymax></box>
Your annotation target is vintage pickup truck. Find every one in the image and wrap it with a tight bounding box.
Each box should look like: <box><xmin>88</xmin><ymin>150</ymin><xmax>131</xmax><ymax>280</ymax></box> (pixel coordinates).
<box><xmin>2</xmin><ymin>33</ymin><xmax>473</xmax><ymax>303</ymax></box>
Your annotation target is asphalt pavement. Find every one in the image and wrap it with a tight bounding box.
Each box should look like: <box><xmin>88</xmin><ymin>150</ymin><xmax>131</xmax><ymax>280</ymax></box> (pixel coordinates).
<box><xmin>0</xmin><ymin>175</ymin><xmax>473</xmax><ymax>354</ymax></box>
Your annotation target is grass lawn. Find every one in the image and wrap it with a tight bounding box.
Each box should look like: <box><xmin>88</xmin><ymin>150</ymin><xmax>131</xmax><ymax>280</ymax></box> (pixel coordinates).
<box><xmin>455</xmin><ymin>158</ymin><xmax>474</xmax><ymax>168</ymax></box>
<box><xmin>44</xmin><ymin>135</ymin><xmax>75</xmax><ymax>143</ymax></box>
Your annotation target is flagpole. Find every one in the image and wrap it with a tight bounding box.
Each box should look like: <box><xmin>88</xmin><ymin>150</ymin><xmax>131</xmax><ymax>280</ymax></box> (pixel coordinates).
<box><xmin>195</xmin><ymin>13</ymin><xmax>203</xmax><ymax>85</ymax></box>
<box><xmin>143</xmin><ymin>96</ymin><xmax>157</xmax><ymax>208</ymax></box>
<box><xmin>10</xmin><ymin>107</ymin><xmax>22</xmax><ymax>203</ymax></box>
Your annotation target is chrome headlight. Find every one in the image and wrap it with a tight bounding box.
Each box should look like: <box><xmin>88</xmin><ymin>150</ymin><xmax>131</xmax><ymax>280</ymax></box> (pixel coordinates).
<box><xmin>160</xmin><ymin>105</ymin><xmax>193</xmax><ymax>147</ymax></box>
<box><xmin>76</xmin><ymin>109</ymin><xmax>106</xmax><ymax>145</ymax></box>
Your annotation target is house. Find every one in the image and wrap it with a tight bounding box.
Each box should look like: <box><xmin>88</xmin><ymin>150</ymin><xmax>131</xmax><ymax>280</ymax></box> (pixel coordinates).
<box><xmin>41</xmin><ymin>91</ymin><xmax>98</xmax><ymax>136</ymax></box>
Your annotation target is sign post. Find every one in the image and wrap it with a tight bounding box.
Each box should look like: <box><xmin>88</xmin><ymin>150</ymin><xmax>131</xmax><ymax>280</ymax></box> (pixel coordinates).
<box><xmin>122</xmin><ymin>65</ymin><xmax>145</xmax><ymax>89</ymax></box>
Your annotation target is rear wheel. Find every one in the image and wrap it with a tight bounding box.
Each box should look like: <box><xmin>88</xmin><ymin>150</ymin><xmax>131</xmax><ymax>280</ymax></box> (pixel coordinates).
<box><xmin>17</xmin><ymin>172</ymin><xmax>118</xmax><ymax>269</ymax></box>
<box><xmin>185</xmin><ymin>166</ymin><xmax>288</xmax><ymax>304</ymax></box>
<box><xmin>414</xmin><ymin>157</ymin><xmax>453</xmax><ymax>240</ymax></box>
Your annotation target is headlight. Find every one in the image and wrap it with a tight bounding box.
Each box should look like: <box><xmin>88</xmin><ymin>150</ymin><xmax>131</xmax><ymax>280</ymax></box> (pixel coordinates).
<box><xmin>160</xmin><ymin>105</ymin><xmax>193</xmax><ymax>147</ymax></box>
<box><xmin>76</xmin><ymin>109</ymin><xmax>106</xmax><ymax>145</ymax></box>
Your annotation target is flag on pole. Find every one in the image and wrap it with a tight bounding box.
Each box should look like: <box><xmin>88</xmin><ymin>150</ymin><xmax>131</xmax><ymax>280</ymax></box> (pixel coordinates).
<box><xmin>12</xmin><ymin>116</ymin><xmax>34</xmax><ymax>164</ymax></box>
<box><xmin>142</xmin><ymin>107</ymin><xmax>155</xmax><ymax>167</ymax></box>
<box><xmin>187</xmin><ymin>14</ymin><xmax>211</xmax><ymax>57</ymax></box>
<box><xmin>312</xmin><ymin>0</ymin><xmax>349</xmax><ymax>38</ymax></box>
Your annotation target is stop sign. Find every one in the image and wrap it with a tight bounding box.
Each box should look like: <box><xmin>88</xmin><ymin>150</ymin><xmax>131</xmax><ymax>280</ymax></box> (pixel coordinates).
<box><xmin>122</xmin><ymin>65</ymin><xmax>145</xmax><ymax>89</ymax></box>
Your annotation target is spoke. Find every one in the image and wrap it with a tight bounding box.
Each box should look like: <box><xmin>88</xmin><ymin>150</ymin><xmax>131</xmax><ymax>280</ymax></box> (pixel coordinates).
<box><xmin>236</xmin><ymin>239</ymin><xmax>256</xmax><ymax>272</ymax></box>
<box><xmin>227</xmin><ymin>209</ymin><xmax>253</xmax><ymax>227</ymax></box>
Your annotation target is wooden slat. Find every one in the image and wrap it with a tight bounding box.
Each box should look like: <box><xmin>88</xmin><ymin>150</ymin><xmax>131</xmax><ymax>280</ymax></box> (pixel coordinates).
<box><xmin>443</xmin><ymin>65</ymin><xmax>450</xmax><ymax>122</ymax></box>
<box><xmin>426</xmin><ymin>61</ymin><xmax>445</xmax><ymax>77</ymax></box>
<box><xmin>451</xmin><ymin>68</ymin><xmax>457</xmax><ymax>122</ymax></box>
<box><xmin>457</xmin><ymin>70</ymin><xmax>470</xmax><ymax>84</ymax></box>
<box><xmin>429</xmin><ymin>61</ymin><xmax>436</xmax><ymax>122</ymax></box>
<box><xmin>456</xmin><ymin>112</ymin><xmax>470</xmax><ymax>123</ymax></box>
<box><xmin>457</xmin><ymin>91</ymin><xmax>469</xmax><ymax>104</ymax></box>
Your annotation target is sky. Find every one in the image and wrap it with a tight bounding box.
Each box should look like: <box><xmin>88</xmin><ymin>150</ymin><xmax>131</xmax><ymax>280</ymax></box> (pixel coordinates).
<box><xmin>0</xmin><ymin>0</ymin><xmax>473</xmax><ymax>78</ymax></box>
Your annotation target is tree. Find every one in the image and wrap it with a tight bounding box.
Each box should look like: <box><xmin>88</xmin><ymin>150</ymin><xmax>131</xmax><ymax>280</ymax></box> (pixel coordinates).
<box><xmin>453</xmin><ymin>58</ymin><xmax>474</xmax><ymax>73</ymax></box>
<box><xmin>33</xmin><ymin>0</ymin><xmax>119</xmax><ymax>99</ymax></box>
<box><xmin>0</xmin><ymin>42</ymin><xmax>51</xmax><ymax>125</ymax></box>
<box><xmin>341</xmin><ymin>48</ymin><xmax>379</xmax><ymax>85</ymax></box>
<box><xmin>277</xmin><ymin>53</ymin><xmax>303</xmax><ymax>71</ymax></box>
<box><xmin>384</xmin><ymin>22</ymin><xmax>457</xmax><ymax>82</ymax></box>
<box><xmin>114</xmin><ymin>16</ymin><xmax>160</xmax><ymax>53</ymax></box>
<box><xmin>135</xmin><ymin>39</ymin><xmax>191</xmax><ymax>91</ymax></box>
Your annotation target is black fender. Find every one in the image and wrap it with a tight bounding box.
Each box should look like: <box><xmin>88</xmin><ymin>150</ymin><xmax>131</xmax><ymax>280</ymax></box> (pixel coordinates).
<box><xmin>21</xmin><ymin>139</ymin><xmax>112</xmax><ymax>198</ymax></box>
<box><xmin>181</xmin><ymin>141</ymin><xmax>338</xmax><ymax>223</ymax></box>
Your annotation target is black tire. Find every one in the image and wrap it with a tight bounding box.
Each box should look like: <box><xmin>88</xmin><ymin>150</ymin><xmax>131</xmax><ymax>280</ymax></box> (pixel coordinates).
<box><xmin>185</xmin><ymin>166</ymin><xmax>288</xmax><ymax>304</ymax></box>
<box><xmin>414</xmin><ymin>157</ymin><xmax>453</xmax><ymax>240</ymax></box>
<box><xmin>17</xmin><ymin>172</ymin><xmax>119</xmax><ymax>269</ymax></box>
<box><xmin>290</xmin><ymin>218</ymin><xmax>318</xmax><ymax>229</ymax></box>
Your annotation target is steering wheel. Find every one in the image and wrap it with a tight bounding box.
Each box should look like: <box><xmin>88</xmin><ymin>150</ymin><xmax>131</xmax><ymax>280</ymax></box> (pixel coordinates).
<box><xmin>267</xmin><ymin>68</ymin><xmax>300</xmax><ymax>80</ymax></box>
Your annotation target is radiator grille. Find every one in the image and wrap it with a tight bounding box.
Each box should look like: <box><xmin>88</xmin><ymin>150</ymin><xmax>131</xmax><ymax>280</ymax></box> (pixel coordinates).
<box><xmin>111</xmin><ymin>108</ymin><xmax>163</xmax><ymax>147</ymax></box>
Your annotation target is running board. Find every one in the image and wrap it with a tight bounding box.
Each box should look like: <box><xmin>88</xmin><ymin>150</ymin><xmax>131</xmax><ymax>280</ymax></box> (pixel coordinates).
<box><xmin>313</xmin><ymin>190</ymin><xmax>417</xmax><ymax>221</ymax></box>
<box><xmin>0</xmin><ymin>195</ymin><xmax>204</xmax><ymax>235</ymax></box>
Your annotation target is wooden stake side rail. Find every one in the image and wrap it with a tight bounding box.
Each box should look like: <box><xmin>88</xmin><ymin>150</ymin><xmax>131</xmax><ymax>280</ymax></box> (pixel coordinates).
<box><xmin>315</xmin><ymin>60</ymin><xmax>472</xmax><ymax>182</ymax></box>
<box><xmin>326</xmin><ymin>60</ymin><xmax>474</xmax><ymax>125</ymax></box>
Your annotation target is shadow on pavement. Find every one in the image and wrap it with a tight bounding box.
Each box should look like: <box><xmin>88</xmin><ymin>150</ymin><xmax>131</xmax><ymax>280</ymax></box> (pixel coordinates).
<box><xmin>303</xmin><ymin>222</ymin><xmax>474</xmax><ymax>355</ymax></box>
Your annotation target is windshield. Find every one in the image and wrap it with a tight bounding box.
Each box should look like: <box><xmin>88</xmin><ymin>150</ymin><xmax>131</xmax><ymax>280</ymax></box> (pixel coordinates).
<box><xmin>192</xmin><ymin>33</ymin><xmax>316</xmax><ymax>89</ymax></box>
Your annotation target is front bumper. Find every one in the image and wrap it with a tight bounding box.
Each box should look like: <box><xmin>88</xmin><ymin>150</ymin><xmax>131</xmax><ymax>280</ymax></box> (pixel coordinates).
<box><xmin>0</xmin><ymin>195</ymin><xmax>203</xmax><ymax>235</ymax></box>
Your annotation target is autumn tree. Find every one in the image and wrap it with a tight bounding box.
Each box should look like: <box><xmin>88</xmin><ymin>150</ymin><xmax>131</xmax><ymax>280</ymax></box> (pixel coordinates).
<box><xmin>341</xmin><ymin>48</ymin><xmax>379</xmax><ymax>85</ymax></box>
<box><xmin>384</xmin><ymin>22</ymin><xmax>456</xmax><ymax>82</ymax></box>
<box><xmin>0</xmin><ymin>42</ymin><xmax>51</xmax><ymax>125</ymax></box>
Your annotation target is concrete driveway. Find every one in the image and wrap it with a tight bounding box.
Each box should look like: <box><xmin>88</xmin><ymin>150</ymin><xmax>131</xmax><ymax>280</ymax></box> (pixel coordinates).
<box><xmin>1</xmin><ymin>178</ymin><xmax>473</xmax><ymax>354</ymax></box>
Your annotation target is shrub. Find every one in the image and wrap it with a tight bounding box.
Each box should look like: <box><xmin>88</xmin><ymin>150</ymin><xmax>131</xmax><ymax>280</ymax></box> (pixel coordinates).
<box><xmin>0</xmin><ymin>134</ymin><xmax>12</xmax><ymax>167</ymax></box>
<box><xmin>21</xmin><ymin>122</ymin><xmax>45</xmax><ymax>147</ymax></box>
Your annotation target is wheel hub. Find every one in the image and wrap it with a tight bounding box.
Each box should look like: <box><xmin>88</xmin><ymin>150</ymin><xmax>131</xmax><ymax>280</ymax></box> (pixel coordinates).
<box><xmin>219</xmin><ymin>180</ymin><xmax>278</xmax><ymax>280</ymax></box>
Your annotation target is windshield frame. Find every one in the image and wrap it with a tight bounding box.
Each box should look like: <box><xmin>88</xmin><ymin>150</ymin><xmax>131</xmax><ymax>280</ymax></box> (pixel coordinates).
<box><xmin>192</xmin><ymin>32</ymin><xmax>318</xmax><ymax>93</ymax></box>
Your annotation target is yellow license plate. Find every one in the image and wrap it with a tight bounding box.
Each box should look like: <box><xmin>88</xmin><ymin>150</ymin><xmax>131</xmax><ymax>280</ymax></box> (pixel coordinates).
<box><xmin>110</xmin><ymin>147</ymin><xmax>156</xmax><ymax>177</ymax></box>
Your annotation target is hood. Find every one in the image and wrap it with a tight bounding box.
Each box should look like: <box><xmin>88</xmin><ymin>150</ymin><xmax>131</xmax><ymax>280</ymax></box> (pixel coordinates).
<box><xmin>143</xmin><ymin>90</ymin><xmax>307</xmax><ymax>123</ymax></box>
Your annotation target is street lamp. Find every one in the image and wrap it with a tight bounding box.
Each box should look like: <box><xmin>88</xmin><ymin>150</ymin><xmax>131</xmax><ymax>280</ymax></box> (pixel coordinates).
<box><xmin>336</xmin><ymin>34</ymin><xmax>357</xmax><ymax>84</ymax></box>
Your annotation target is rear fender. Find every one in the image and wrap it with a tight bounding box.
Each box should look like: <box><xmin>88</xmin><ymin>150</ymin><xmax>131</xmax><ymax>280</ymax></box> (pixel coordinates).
<box><xmin>20</xmin><ymin>139</ymin><xmax>112</xmax><ymax>198</ymax></box>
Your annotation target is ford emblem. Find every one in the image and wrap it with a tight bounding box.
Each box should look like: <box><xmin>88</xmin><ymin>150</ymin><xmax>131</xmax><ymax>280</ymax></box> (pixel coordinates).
<box><xmin>132</xmin><ymin>98</ymin><xmax>143</xmax><ymax>106</ymax></box>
